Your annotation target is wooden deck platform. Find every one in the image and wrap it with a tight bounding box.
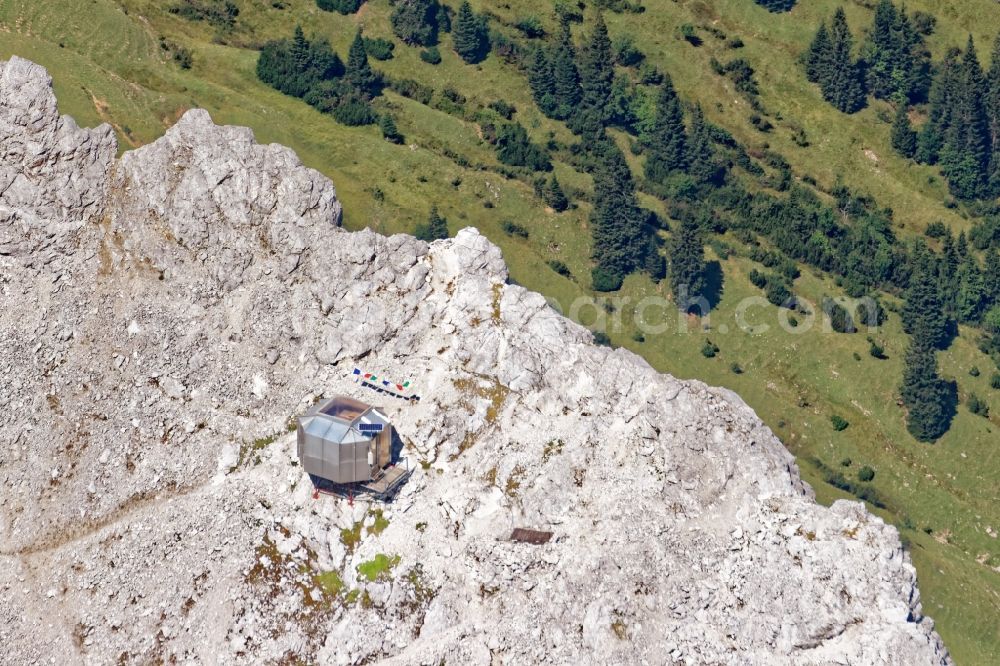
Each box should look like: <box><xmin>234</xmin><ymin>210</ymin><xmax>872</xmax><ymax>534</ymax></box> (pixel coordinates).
<box><xmin>308</xmin><ymin>459</ymin><xmax>412</xmax><ymax>501</ymax></box>
<box><xmin>359</xmin><ymin>464</ymin><xmax>411</xmax><ymax>498</ymax></box>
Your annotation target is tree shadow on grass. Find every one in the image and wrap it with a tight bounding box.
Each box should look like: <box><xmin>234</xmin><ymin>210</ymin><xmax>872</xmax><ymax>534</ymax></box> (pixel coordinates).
<box><xmin>683</xmin><ymin>261</ymin><xmax>725</xmax><ymax>316</ymax></box>
<box><xmin>937</xmin><ymin>378</ymin><xmax>959</xmax><ymax>438</ymax></box>
<box><xmin>702</xmin><ymin>260</ymin><xmax>724</xmax><ymax>312</ymax></box>
<box><xmin>937</xmin><ymin>319</ymin><xmax>959</xmax><ymax>352</ymax></box>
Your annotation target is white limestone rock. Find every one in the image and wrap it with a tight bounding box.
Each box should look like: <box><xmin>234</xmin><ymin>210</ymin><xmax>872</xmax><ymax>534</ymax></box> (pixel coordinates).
<box><xmin>0</xmin><ymin>59</ymin><xmax>950</xmax><ymax>665</ymax></box>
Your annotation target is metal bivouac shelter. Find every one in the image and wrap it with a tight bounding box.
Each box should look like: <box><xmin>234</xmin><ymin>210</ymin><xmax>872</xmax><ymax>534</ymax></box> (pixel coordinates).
<box><xmin>296</xmin><ymin>395</ymin><xmax>410</xmax><ymax>499</ymax></box>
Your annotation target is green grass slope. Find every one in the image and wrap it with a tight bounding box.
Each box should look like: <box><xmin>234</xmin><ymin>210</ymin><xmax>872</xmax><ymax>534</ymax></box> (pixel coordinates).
<box><xmin>1</xmin><ymin>0</ymin><xmax>998</xmax><ymax>661</ymax></box>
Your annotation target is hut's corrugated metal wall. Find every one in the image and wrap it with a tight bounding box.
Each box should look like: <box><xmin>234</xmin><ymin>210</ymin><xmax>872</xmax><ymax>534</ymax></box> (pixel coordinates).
<box><xmin>295</xmin><ymin>399</ymin><xmax>393</xmax><ymax>484</ymax></box>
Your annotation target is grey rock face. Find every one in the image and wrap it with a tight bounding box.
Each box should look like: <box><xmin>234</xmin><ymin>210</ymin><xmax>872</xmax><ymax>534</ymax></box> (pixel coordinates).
<box><xmin>0</xmin><ymin>57</ymin><xmax>116</xmax><ymax>259</ymax></box>
<box><xmin>0</xmin><ymin>60</ymin><xmax>950</xmax><ymax>665</ymax></box>
<box><xmin>112</xmin><ymin>108</ymin><xmax>342</xmax><ymax>289</ymax></box>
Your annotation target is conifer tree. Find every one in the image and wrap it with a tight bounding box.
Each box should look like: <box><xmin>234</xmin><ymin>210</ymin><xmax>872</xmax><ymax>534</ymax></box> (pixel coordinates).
<box><xmin>669</xmin><ymin>214</ymin><xmax>707</xmax><ymax>310</ymax></box>
<box><xmin>804</xmin><ymin>22</ymin><xmax>832</xmax><ymax>84</ymax></box>
<box><xmin>984</xmin><ymin>34</ymin><xmax>1000</xmax><ymax>132</ymax></box>
<box><xmin>292</xmin><ymin>26</ymin><xmax>310</xmax><ymax>71</ymax></box>
<box><xmin>900</xmin><ymin>341</ymin><xmax>954</xmax><ymax>441</ymax></box>
<box><xmin>643</xmin><ymin>76</ymin><xmax>688</xmax><ymax>183</ymax></box>
<box><xmin>452</xmin><ymin>1</ymin><xmax>489</xmax><ymax>64</ymax></box>
<box><xmin>606</xmin><ymin>74</ymin><xmax>637</xmax><ymax>129</ymax></box>
<box><xmin>891</xmin><ymin>101</ymin><xmax>917</xmax><ymax>158</ymax></box>
<box><xmin>984</xmin><ymin>249</ymin><xmax>1000</xmax><ymax>305</ymax></box>
<box><xmin>550</xmin><ymin>18</ymin><xmax>582</xmax><ymax>119</ymax></box>
<box><xmin>415</xmin><ymin>205</ymin><xmax>448</xmax><ymax>241</ymax></box>
<box><xmin>379</xmin><ymin>113</ymin><xmax>403</xmax><ymax>144</ymax></box>
<box><xmin>987</xmin><ymin>34</ymin><xmax>1000</xmax><ymax>193</ymax></box>
<box><xmin>957</xmin><ymin>229</ymin><xmax>970</xmax><ymax>259</ymax></box>
<box><xmin>824</xmin><ymin>8</ymin><xmax>866</xmax><ymax>113</ymax></box>
<box><xmin>345</xmin><ymin>30</ymin><xmax>378</xmax><ymax>98</ymax></box>
<box><xmin>590</xmin><ymin>135</ymin><xmax>647</xmax><ymax>282</ymax></box>
<box><xmin>686</xmin><ymin>103</ymin><xmax>721</xmax><ymax>184</ymax></box>
<box><xmin>544</xmin><ymin>175</ymin><xmax>569</xmax><ymax>211</ymax></box>
<box><xmin>577</xmin><ymin>13</ymin><xmax>614</xmax><ymax>122</ymax></box>
<box><xmin>902</xmin><ymin>243</ymin><xmax>949</xmax><ymax>348</ymax></box>
<box><xmin>916</xmin><ymin>48</ymin><xmax>960</xmax><ymax>164</ymax></box>
<box><xmin>939</xmin><ymin>37</ymin><xmax>990</xmax><ymax>200</ymax></box>
<box><xmin>644</xmin><ymin>239</ymin><xmax>667</xmax><ymax>282</ymax></box>
<box><xmin>862</xmin><ymin>0</ymin><xmax>900</xmax><ymax>97</ymax></box>
<box><xmin>495</xmin><ymin>122</ymin><xmax>551</xmax><ymax>171</ymax></box>
<box><xmin>528</xmin><ymin>48</ymin><xmax>557</xmax><ymax>116</ymax></box>
<box><xmin>391</xmin><ymin>0</ymin><xmax>441</xmax><ymax>46</ymax></box>
<box><xmin>955</xmin><ymin>252</ymin><xmax>986</xmax><ymax>323</ymax></box>
<box><xmin>939</xmin><ymin>232</ymin><xmax>960</xmax><ymax>313</ymax></box>
<box><xmin>898</xmin><ymin>10</ymin><xmax>932</xmax><ymax>102</ymax></box>
<box><xmin>860</xmin><ymin>0</ymin><xmax>930</xmax><ymax>102</ymax></box>
<box><xmin>257</xmin><ymin>27</ymin><xmax>343</xmax><ymax>100</ymax></box>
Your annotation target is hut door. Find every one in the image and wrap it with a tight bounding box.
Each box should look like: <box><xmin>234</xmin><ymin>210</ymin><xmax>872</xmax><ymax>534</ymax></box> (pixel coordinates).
<box><xmin>376</xmin><ymin>429</ymin><xmax>391</xmax><ymax>469</ymax></box>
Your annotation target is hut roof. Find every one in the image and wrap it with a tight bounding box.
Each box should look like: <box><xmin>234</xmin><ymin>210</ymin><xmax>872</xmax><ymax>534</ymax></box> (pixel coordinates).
<box><xmin>300</xmin><ymin>396</ymin><xmax>389</xmax><ymax>445</ymax></box>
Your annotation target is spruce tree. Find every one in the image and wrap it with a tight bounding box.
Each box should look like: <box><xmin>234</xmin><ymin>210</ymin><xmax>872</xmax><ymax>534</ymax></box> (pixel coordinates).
<box><xmin>939</xmin><ymin>37</ymin><xmax>990</xmax><ymax>200</ymax></box>
<box><xmin>606</xmin><ymin>74</ymin><xmax>637</xmax><ymax>129</ymax></box>
<box><xmin>891</xmin><ymin>101</ymin><xmax>917</xmax><ymax>158</ymax></box>
<box><xmin>686</xmin><ymin>103</ymin><xmax>721</xmax><ymax>184</ymax></box>
<box><xmin>577</xmin><ymin>13</ymin><xmax>614</xmax><ymax>122</ymax></box>
<box><xmin>379</xmin><ymin>113</ymin><xmax>403</xmax><ymax>144</ymax></box>
<box><xmin>495</xmin><ymin>122</ymin><xmax>551</xmax><ymax>171</ymax></box>
<box><xmin>987</xmin><ymin>34</ymin><xmax>1000</xmax><ymax>193</ymax></box>
<box><xmin>390</xmin><ymin>0</ymin><xmax>441</xmax><ymax>46</ymax></box>
<box><xmin>452</xmin><ymin>1</ymin><xmax>489</xmax><ymax>64</ymax></box>
<box><xmin>860</xmin><ymin>0</ymin><xmax>929</xmax><ymax>102</ymax></box>
<box><xmin>955</xmin><ymin>252</ymin><xmax>986</xmax><ymax>323</ymax></box>
<box><xmin>984</xmin><ymin>249</ymin><xmax>1000</xmax><ymax>305</ymax></box>
<box><xmin>940</xmin><ymin>231</ymin><xmax>960</xmax><ymax>314</ymax></box>
<box><xmin>900</xmin><ymin>342</ymin><xmax>954</xmax><ymax>441</ymax></box>
<box><xmin>899</xmin><ymin>11</ymin><xmax>932</xmax><ymax>102</ymax></box>
<box><xmin>862</xmin><ymin>0</ymin><xmax>900</xmax><ymax>98</ymax></box>
<box><xmin>415</xmin><ymin>205</ymin><xmax>448</xmax><ymax>241</ymax></box>
<box><xmin>902</xmin><ymin>243</ymin><xmax>950</xmax><ymax>348</ymax></box>
<box><xmin>544</xmin><ymin>175</ymin><xmax>569</xmax><ymax>212</ymax></box>
<box><xmin>590</xmin><ymin>135</ymin><xmax>647</xmax><ymax>281</ymax></box>
<box><xmin>644</xmin><ymin>239</ymin><xmax>667</xmax><ymax>281</ymax></box>
<box><xmin>292</xmin><ymin>26</ymin><xmax>310</xmax><ymax>71</ymax></box>
<box><xmin>957</xmin><ymin>229</ymin><xmax>970</xmax><ymax>259</ymax></box>
<box><xmin>528</xmin><ymin>48</ymin><xmax>557</xmax><ymax>116</ymax></box>
<box><xmin>804</xmin><ymin>21</ymin><xmax>832</xmax><ymax>84</ymax></box>
<box><xmin>916</xmin><ymin>48</ymin><xmax>960</xmax><ymax>164</ymax></box>
<box><xmin>824</xmin><ymin>8</ymin><xmax>866</xmax><ymax>113</ymax></box>
<box><xmin>345</xmin><ymin>30</ymin><xmax>378</xmax><ymax>98</ymax></box>
<box><xmin>428</xmin><ymin>205</ymin><xmax>448</xmax><ymax>239</ymax></box>
<box><xmin>985</xmin><ymin>34</ymin><xmax>1000</xmax><ymax>137</ymax></box>
<box><xmin>550</xmin><ymin>18</ymin><xmax>581</xmax><ymax>119</ymax></box>
<box><xmin>669</xmin><ymin>214</ymin><xmax>707</xmax><ymax>311</ymax></box>
<box><xmin>643</xmin><ymin>76</ymin><xmax>688</xmax><ymax>184</ymax></box>
<box><xmin>258</xmin><ymin>27</ymin><xmax>344</xmax><ymax>99</ymax></box>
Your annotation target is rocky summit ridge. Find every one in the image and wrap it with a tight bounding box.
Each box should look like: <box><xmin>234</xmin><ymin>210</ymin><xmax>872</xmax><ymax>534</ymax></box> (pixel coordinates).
<box><xmin>0</xmin><ymin>56</ymin><xmax>950</xmax><ymax>664</ymax></box>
